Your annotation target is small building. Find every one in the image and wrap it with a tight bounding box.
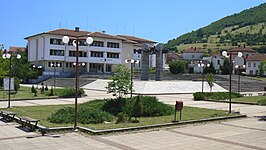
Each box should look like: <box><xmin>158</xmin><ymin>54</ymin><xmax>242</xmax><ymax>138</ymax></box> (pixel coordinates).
<box><xmin>246</xmin><ymin>54</ymin><xmax>266</xmax><ymax>76</ymax></box>
<box><xmin>183</xmin><ymin>47</ymin><xmax>204</xmax><ymax>61</ymax></box>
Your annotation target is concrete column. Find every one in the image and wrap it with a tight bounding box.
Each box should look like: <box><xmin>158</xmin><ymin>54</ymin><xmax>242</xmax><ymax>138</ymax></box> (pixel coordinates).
<box><xmin>155</xmin><ymin>50</ymin><xmax>163</xmax><ymax>81</ymax></box>
<box><xmin>141</xmin><ymin>51</ymin><xmax>149</xmax><ymax>81</ymax></box>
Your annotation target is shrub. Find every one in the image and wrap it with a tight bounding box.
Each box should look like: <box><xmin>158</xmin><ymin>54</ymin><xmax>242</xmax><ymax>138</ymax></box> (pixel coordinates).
<box><xmin>80</xmin><ymin>100</ymin><xmax>106</xmax><ymax>110</ymax></box>
<box><xmin>193</xmin><ymin>92</ymin><xmax>205</xmax><ymax>100</ymax></box>
<box><xmin>102</xmin><ymin>98</ymin><xmax>127</xmax><ymax>115</ymax></box>
<box><xmin>169</xmin><ymin>61</ymin><xmax>187</xmax><ymax>74</ymax></box>
<box><xmin>14</xmin><ymin>77</ymin><xmax>20</xmax><ymax>93</ymax></box>
<box><xmin>257</xmin><ymin>99</ymin><xmax>266</xmax><ymax>106</ymax></box>
<box><xmin>116</xmin><ymin>112</ymin><xmax>127</xmax><ymax>124</ymax></box>
<box><xmin>31</xmin><ymin>85</ymin><xmax>35</xmax><ymax>93</ymax></box>
<box><xmin>48</xmin><ymin>107</ymin><xmax>74</xmax><ymax>123</ymax></box>
<box><xmin>41</xmin><ymin>86</ymin><xmax>45</xmax><ymax>94</ymax></box>
<box><xmin>32</xmin><ymin>88</ymin><xmax>37</xmax><ymax>96</ymax></box>
<box><xmin>58</xmin><ymin>88</ymin><xmax>85</xmax><ymax>98</ymax></box>
<box><xmin>78</xmin><ymin>107</ymin><xmax>114</xmax><ymax>124</ymax></box>
<box><xmin>45</xmin><ymin>85</ymin><xmax>48</xmax><ymax>91</ymax></box>
<box><xmin>132</xmin><ymin>95</ymin><xmax>143</xmax><ymax>119</ymax></box>
<box><xmin>48</xmin><ymin>87</ymin><xmax>54</xmax><ymax>96</ymax></box>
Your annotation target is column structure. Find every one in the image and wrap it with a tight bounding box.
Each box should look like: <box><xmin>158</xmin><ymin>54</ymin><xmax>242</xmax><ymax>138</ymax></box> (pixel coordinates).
<box><xmin>141</xmin><ymin>50</ymin><xmax>149</xmax><ymax>81</ymax></box>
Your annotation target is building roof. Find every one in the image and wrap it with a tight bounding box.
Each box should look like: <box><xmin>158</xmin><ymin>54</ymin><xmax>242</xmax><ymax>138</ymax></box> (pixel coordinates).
<box><xmin>116</xmin><ymin>35</ymin><xmax>156</xmax><ymax>44</ymax></box>
<box><xmin>229</xmin><ymin>45</ymin><xmax>256</xmax><ymax>53</ymax></box>
<box><xmin>246</xmin><ymin>54</ymin><xmax>266</xmax><ymax>61</ymax></box>
<box><xmin>25</xmin><ymin>29</ymin><xmax>125</xmax><ymax>41</ymax></box>
<box><xmin>184</xmin><ymin>47</ymin><xmax>204</xmax><ymax>53</ymax></box>
<box><xmin>9</xmin><ymin>46</ymin><xmax>26</xmax><ymax>52</ymax></box>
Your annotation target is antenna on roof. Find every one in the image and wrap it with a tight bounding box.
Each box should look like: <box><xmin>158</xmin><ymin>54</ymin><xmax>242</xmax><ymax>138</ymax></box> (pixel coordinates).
<box><xmin>124</xmin><ymin>26</ymin><xmax>127</xmax><ymax>35</ymax></box>
<box><xmin>86</xmin><ymin>16</ymin><xmax>88</xmax><ymax>31</ymax></box>
<box><xmin>66</xmin><ymin>20</ymin><xmax>68</xmax><ymax>29</ymax></box>
<box><xmin>133</xmin><ymin>24</ymin><xmax>135</xmax><ymax>37</ymax></box>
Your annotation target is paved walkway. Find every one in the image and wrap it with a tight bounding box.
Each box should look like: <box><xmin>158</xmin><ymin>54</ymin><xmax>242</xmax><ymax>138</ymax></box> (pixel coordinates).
<box><xmin>0</xmin><ymin>89</ymin><xmax>265</xmax><ymax>149</ymax></box>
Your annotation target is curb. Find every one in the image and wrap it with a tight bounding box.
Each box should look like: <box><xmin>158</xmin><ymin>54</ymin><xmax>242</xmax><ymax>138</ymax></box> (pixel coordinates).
<box><xmin>0</xmin><ymin>96</ymin><xmax>59</xmax><ymax>102</ymax></box>
<box><xmin>197</xmin><ymin>99</ymin><xmax>259</xmax><ymax>105</ymax></box>
<box><xmin>37</xmin><ymin>114</ymin><xmax>246</xmax><ymax>135</ymax></box>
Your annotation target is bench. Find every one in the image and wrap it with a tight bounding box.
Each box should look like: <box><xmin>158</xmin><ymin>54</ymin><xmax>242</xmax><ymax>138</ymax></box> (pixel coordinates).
<box><xmin>0</xmin><ymin>110</ymin><xmax>16</xmax><ymax>122</ymax></box>
<box><xmin>248</xmin><ymin>93</ymin><xmax>253</xmax><ymax>96</ymax></box>
<box><xmin>258</xmin><ymin>93</ymin><xmax>263</xmax><ymax>96</ymax></box>
<box><xmin>19</xmin><ymin>116</ymin><xmax>40</xmax><ymax>131</ymax></box>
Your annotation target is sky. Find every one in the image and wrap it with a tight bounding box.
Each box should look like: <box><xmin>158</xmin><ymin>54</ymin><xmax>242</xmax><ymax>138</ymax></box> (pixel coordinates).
<box><xmin>1</xmin><ymin>0</ymin><xmax>265</xmax><ymax>49</ymax></box>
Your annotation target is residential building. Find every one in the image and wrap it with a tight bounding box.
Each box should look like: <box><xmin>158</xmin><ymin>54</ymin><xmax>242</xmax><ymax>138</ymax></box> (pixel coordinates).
<box><xmin>25</xmin><ymin>28</ymin><xmax>159</xmax><ymax>76</ymax></box>
<box><xmin>246</xmin><ymin>54</ymin><xmax>266</xmax><ymax>76</ymax></box>
<box><xmin>9</xmin><ymin>46</ymin><xmax>26</xmax><ymax>53</ymax></box>
<box><xmin>183</xmin><ymin>47</ymin><xmax>204</xmax><ymax>61</ymax></box>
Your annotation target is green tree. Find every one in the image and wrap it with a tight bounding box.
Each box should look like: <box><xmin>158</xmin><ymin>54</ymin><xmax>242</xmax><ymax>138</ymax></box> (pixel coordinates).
<box><xmin>206</xmin><ymin>73</ymin><xmax>214</xmax><ymax>92</ymax></box>
<box><xmin>259</xmin><ymin>60</ymin><xmax>266</xmax><ymax>76</ymax></box>
<box><xmin>132</xmin><ymin>95</ymin><xmax>143</xmax><ymax>121</ymax></box>
<box><xmin>169</xmin><ymin>61</ymin><xmax>187</xmax><ymax>74</ymax></box>
<box><xmin>204</xmin><ymin>62</ymin><xmax>216</xmax><ymax>74</ymax></box>
<box><xmin>106</xmin><ymin>64</ymin><xmax>131</xmax><ymax>98</ymax></box>
<box><xmin>220</xmin><ymin>58</ymin><xmax>232</xmax><ymax>75</ymax></box>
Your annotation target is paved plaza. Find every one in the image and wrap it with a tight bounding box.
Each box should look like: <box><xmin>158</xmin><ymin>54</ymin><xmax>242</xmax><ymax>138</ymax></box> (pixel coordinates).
<box><xmin>0</xmin><ymin>82</ymin><xmax>265</xmax><ymax>150</ymax></box>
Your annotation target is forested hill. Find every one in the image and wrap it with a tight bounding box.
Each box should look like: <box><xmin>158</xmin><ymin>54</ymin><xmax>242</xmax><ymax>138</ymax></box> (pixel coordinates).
<box><xmin>165</xmin><ymin>3</ymin><xmax>266</xmax><ymax>50</ymax></box>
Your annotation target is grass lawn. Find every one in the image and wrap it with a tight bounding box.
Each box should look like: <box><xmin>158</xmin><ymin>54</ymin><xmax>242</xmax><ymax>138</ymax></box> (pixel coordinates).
<box><xmin>5</xmin><ymin>104</ymin><xmax>234</xmax><ymax>130</ymax></box>
<box><xmin>0</xmin><ymin>86</ymin><xmax>65</xmax><ymax>100</ymax></box>
<box><xmin>247</xmin><ymin>76</ymin><xmax>266</xmax><ymax>82</ymax></box>
<box><xmin>232</xmin><ymin>96</ymin><xmax>266</xmax><ymax>105</ymax></box>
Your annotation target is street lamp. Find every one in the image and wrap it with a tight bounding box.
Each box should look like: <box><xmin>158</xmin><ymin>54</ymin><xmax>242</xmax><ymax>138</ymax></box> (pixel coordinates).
<box><xmin>62</xmin><ymin>27</ymin><xmax>93</xmax><ymax>130</ymax></box>
<box><xmin>235</xmin><ymin>64</ymin><xmax>245</xmax><ymax>93</ymax></box>
<box><xmin>198</xmin><ymin>61</ymin><xmax>210</xmax><ymax>93</ymax></box>
<box><xmin>32</xmin><ymin>65</ymin><xmax>42</xmax><ymax>89</ymax></box>
<box><xmin>50</xmin><ymin>63</ymin><xmax>60</xmax><ymax>90</ymax></box>
<box><xmin>222</xmin><ymin>51</ymin><xmax>242</xmax><ymax>113</ymax></box>
<box><xmin>125</xmin><ymin>59</ymin><xmax>139</xmax><ymax>98</ymax></box>
<box><xmin>2</xmin><ymin>51</ymin><xmax>21</xmax><ymax>108</ymax></box>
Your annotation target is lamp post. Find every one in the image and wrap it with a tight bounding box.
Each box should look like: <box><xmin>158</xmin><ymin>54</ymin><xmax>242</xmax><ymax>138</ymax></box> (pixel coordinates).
<box><xmin>125</xmin><ymin>59</ymin><xmax>139</xmax><ymax>98</ymax></box>
<box><xmin>2</xmin><ymin>51</ymin><xmax>21</xmax><ymax>108</ymax></box>
<box><xmin>235</xmin><ymin>64</ymin><xmax>245</xmax><ymax>93</ymax></box>
<box><xmin>51</xmin><ymin>63</ymin><xmax>60</xmax><ymax>90</ymax></box>
<box><xmin>33</xmin><ymin>65</ymin><xmax>42</xmax><ymax>89</ymax></box>
<box><xmin>222</xmin><ymin>51</ymin><xmax>242</xmax><ymax>113</ymax></box>
<box><xmin>198</xmin><ymin>61</ymin><xmax>210</xmax><ymax>93</ymax></box>
<box><xmin>62</xmin><ymin>27</ymin><xmax>93</xmax><ymax>130</ymax></box>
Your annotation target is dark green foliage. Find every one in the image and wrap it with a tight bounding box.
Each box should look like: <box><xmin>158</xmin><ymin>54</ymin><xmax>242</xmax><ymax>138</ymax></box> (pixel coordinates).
<box><xmin>220</xmin><ymin>58</ymin><xmax>232</xmax><ymax>75</ymax></box>
<box><xmin>45</xmin><ymin>85</ymin><xmax>48</xmax><ymax>91</ymax></box>
<box><xmin>58</xmin><ymin>88</ymin><xmax>85</xmax><ymax>98</ymax></box>
<box><xmin>116</xmin><ymin>112</ymin><xmax>127</xmax><ymax>124</ymax></box>
<box><xmin>41</xmin><ymin>86</ymin><xmax>45</xmax><ymax>94</ymax></box>
<box><xmin>164</xmin><ymin>3</ymin><xmax>266</xmax><ymax>49</ymax></box>
<box><xmin>32</xmin><ymin>88</ymin><xmax>37</xmax><ymax>96</ymax></box>
<box><xmin>48</xmin><ymin>107</ymin><xmax>74</xmax><ymax>123</ymax></box>
<box><xmin>78</xmin><ymin>108</ymin><xmax>114</xmax><ymax>124</ymax></box>
<box><xmin>102</xmin><ymin>98</ymin><xmax>127</xmax><ymax>115</ymax></box>
<box><xmin>49</xmin><ymin>87</ymin><xmax>54</xmax><ymax>96</ymax></box>
<box><xmin>204</xmin><ymin>63</ymin><xmax>216</xmax><ymax>74</ymax></box>
<box><xmin>31</xmin><ymin>85</ymin><xmax>35</xmax><ymax>93</ymax></box>
<box><xmin>193</xmin><ymin>92</ymin><xmax>243</xmax><ymax>100</ymax></box>
<box><xmin>14</xmin><ymin>77</ymin><xmax>20</xmax><ymax>93</ymax></box>
<box><xmin>169</xmin><ymin>61</ymin><xmax>187</xmax><ymax>74</ymax></box>
<box><xmin>132</xmin><ymin>95</ymin><xmax>143</xmax><ymax>119</ymax></box>
<box><xmin>257</xmin><ymin>99</ymin><xmax>266</xmax><ymax>105</ymax></box>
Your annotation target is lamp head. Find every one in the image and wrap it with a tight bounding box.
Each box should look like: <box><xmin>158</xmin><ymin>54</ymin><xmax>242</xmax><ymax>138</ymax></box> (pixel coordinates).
<box><xmin>86</xmin><ymin>37</ymin><xmax>93</xmax><ymax>45</ymax></box>
<box><xmin>237</xmin><ymin>52</ymin><xmax>243</xmax><ymax>58</ymax></box>
<box><xmin>17</xmin><ymin>54</ymin><xmax>21</xmax><ymax>59</ymax></box>
<box><xmin>222</xmin><ymin>51</ymin><xmax>227</xmax><ymax>57</ymax></box>
<box><xmin>62</xmin><ymin>36</ymin><xmax>69</xmax><ymax>44</ymax></box>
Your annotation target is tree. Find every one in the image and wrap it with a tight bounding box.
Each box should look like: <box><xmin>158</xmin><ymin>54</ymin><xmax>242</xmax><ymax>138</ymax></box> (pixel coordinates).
<box><xmin>259</xmin><ymin>60</ymin><xmax>266</xmax><ymax>76</ymax></box>
<box><xmin>106</xmin><ymin>64</ymin><xmax>131</xmax><ymax>98</ymax></box>
<box><xmin>220</xmin><ymin>58</ymin><xmax>232</xmax><ymax>75</ymax></box>
<box><xmin>132</xmin><ymin>95</ymin><xmax>143</xmax><ymax>121</ymax></box>
<box><xmin>206</xmin><ymin>73</ymin><xmax>214</xmax><ymax>92</ymax></box>
<box><xmin>204</xmin><ymin>62</ymin><xmax>216</xmax><ymax>74</ymax></box>
<box><xmin>169</xmin><ymin>61</ymin><xmax>187</xmax><ymax>74</ymax></box>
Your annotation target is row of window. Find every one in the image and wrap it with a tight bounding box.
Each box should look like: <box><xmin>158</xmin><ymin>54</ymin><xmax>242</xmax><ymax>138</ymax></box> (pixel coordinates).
<box><xmin>50</xmin><ymin>38</ymin><xmax>120</xmax><ymax>48</ymax></box>
<box><xmin>49</xmin><ymin>49</ymin><xmax>119</xmax><ymax>58</ymax></box>
<box><xmin>248</xmin><ymin>62</ymin><xmax>258</xmax><ymax>68</ymax></box>
<box><xmin>65</xmin><ymin>62</ymin><xmax>86</xmax><ymax>68</ymax></box>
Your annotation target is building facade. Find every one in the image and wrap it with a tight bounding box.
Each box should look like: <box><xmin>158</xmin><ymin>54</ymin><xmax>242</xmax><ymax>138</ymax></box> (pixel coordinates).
<box><xmin>25</xmin><ymin>28</ymin><xmax>158</xmax><ymax>76</ymax></box>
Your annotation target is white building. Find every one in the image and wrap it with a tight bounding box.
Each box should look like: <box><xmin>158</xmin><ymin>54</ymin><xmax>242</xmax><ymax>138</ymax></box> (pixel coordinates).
<box><xmin>183</xmin><ymin>47</ymin><xmax>204</xmax><ymax>61</ymax></box>
<box><xmin>246</xmin><ymin>54</ymin><xmax>266</xmax><ymax>76</ymax></box>
<box><xmin>25</xmin><ymin>28</ymin><xmax>160</xmax><ymax>76</ymax></box>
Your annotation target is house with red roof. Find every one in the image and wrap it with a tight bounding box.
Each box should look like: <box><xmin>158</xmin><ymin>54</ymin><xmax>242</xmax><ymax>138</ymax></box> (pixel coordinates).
<box><xmin>246</xmin><ymin>54</ymin><xmax>266</xmax><ymax>76</ymax></box>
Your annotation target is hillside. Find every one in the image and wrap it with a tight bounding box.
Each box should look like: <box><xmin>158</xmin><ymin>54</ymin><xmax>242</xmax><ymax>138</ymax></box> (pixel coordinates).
<box><xmin>165</xmin><ymin>3</ymin><xmax>266</xmax><ymax>53</ymax></box>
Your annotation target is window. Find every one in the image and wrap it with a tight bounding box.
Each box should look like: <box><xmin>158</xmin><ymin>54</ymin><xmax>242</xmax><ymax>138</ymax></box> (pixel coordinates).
<box><xmin>90</xmin><ymin>51</ymin><xmax>104</xmax><ymax>57</ymax></box>
<box><xmin>250</xmin><ymin>70</ymin><xmax>253</xmax><ymax>75</ymax></box>
<box><xmin>107</xmin><ymin>42</ymin><xmax>119</xmax><ymax>48</ymax></box>
<box><xmin>50</xmin><ymin>49</ymin><xmax>64</xmax><ymax>56</ymax></box>
<box><xmin>91</xmin><ymin>41</ymin><xmax>104</xmax><ymax>47</ymax></box>
<box><xmin>248</xmin><ymin>62</ymin><xmax>251</xmax><ymax>67</ymax></box>
<box><xmin>69</xmin><ymin>51</ymin><xmax>87</xmax><ymax>57</ymax></box>
<box><xmin>107</xmin><ymin>52</ymin><xmax>119</xmax><ymax>58</ymax></box>
<box><xmin>253</xmin><ymin>63</ymin><xmax>256</xmax><ymax>68</ymax></box>
<box><xmin>192</xmin><ymin>55</ymin><xmax>194</xmax><ymax>58</ymax></box>
<box><xmin>106</xmin><ymin>64</ymin><xmax>112</xmax><ymax>72</ymax></box>
<box><xmin>50</xmin><ymin>38</ymin><xmax>64</xmax><ymax>45</ymax></box>
<box><xmin>217</xmin><ymin>60</ymin><xmax>220</xmax><ymax>65</ymax></box>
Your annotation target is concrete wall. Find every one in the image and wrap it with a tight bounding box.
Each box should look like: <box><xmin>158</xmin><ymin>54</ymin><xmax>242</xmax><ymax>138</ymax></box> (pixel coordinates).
<box><xmin>183</xmin><ymin>52</ymin><xmax>203</xmax><ymax>60</ymax></box>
